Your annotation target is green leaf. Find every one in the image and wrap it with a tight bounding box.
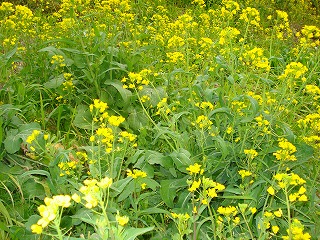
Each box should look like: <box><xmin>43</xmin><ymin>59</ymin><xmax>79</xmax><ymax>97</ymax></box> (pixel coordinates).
<box><xmin>43</xmin><ymin>75</ymin><xmax>64</xmax><ymax>89</ymax></box>
<box><xmin>127</xmin><ymin>107</ymin><xmax>149</xmax><ymax>131</ymax></box>
<box><xmin>3</xmin><ymin>129</ymin><xmax>21</xmax><ymax>154</ymax></box>
<box><xmin>170</xmin><ymin>149</ymin><xmax>192</xmax><ymax>173</ymax></box>
<box><xmin>110</xmin><ymin>177</ymin><xmax>132</xmax><ymax>197</ymax></box>
<box><xmin>21</xmin><ymin>179</ymin><xmax>45</xmax><ymax>199</ymax></box>
<box><xmin>117</xmin><ymin>180</ymin><xmax>134</xmax><ymax>202</ymax></box>
<box><xmin>73</xmin><ymin>105</ymin><xmax>93</xmax><ymax>130</ymax></box>
<box><xmin>146</xmin><ymin>151</ymin><xmax>174</xmax><ymax>169</ymax></box>
<box><xmin>104</xmin><ymin>81</ymin><xmax>132</xmax><ymax>105</ymax></box>
<box><xmin>122</xmin><ymin>226</ymin><xmax>154</xmax><ymax>240</ymax></box>
<box><xmin>159</xmin><ymin>177</ymin><xmax>188</xmax><ymax>208</ymax></box>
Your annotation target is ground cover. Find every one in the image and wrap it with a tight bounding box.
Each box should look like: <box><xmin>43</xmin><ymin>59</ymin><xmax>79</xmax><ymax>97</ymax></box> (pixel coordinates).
<box><xmin>0</xmin><ymin>0</ymin><xmax>319</xmax><ymax>239</ymax></box>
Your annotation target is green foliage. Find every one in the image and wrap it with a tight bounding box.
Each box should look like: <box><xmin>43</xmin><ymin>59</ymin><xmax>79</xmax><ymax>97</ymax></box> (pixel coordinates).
<box><xmin>0</xmin><ymin>0</ymin><xmax>319</xmax><ymax>239</ymax></box>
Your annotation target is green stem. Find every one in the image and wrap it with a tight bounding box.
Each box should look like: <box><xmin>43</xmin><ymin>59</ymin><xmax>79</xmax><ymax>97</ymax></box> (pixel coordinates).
<box><xmin>135</xmin><ymin>88</ymin><xmax>176</xmax><ymax>151</ymax></box>
<box><xmin>284</xmin><ymin>186</ymin><xmax>292</xmax><ymax>239</ymax></box>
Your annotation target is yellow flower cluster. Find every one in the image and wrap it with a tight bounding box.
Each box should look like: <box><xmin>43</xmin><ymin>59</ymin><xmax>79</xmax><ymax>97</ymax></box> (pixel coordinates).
<box><xmin>195</xmin><ymin>101</ymin><xmax>214</xmax><ymax>110</ymax></box>
<box><xmin>191</xmin><ymin>0</ymin><xmax>205</xmax><ymax>8</ymax></box>
<box><xmin>167</xmin><ymin>35</ymin><xmax>185</xmax><ymax>48</ymax></box>
<box><xmin>78</xmin><ymin>177</ymin><xmax>112</xmax><ymax>209</ymax></box>
<box><xmin>238</xmin><ymin>169</ymin><xmax>252</xmax><ymax>178</ymax></box>
<box><xmin>166</xmin><ymin>51</ymin><xmax>185</xmax><ymax>63</ymax></box>
<box><xmin>239</xmin><ymin>47</ymin><xmax>270</xmax><ymax>71</ymax></box>
<box><xmin>58</xmin><ymin>160</ymin><xmax>77</xmax><ymax>177</ymax></box>
<box><xmin>121</xmin><ymin>69</ymin><xmax>151</xmax><ymax>90</ymax></box>
<box><xmin>108</xmin><ymin>116</ymin><xmax>125</xmax><ymax>127</ymax></box>
<box><xmin>0</xmin><ymin>2</ymin><xmax>14</xmax><ymax>12</ymax></box>
<box><xmin>273</xmin><ymin>138</ymin><xmax>297</xmax><ymax>161</ymax></box>
<box><xmin>118</xmin><ymin>131</ymin><xmax>137</xmax><ymax>143</ymax></box>
<box><xmin>126</xmin><ymin>169</ymin><xmax>147</xmax><ymax>179</ymax></box>
<box><xmin>62</xmin><ymin>73</ymin><xmax>74</xmax><ymax>91</ymax></box>
<box><xmin>268</xmin><ymin>172</ymin><xmax>308</xmax><ymax>202</ymax></box>
<box><xmin>93</xmin><ymin>127</ymin><xmax>113</xmax><ymax>151</ymax></box>
<box><xmin>156</xmin><ymin>97</ymin><xmax>172</xmax><ymax>115</ymax></box>
<box><xmin>254</xmin><ymin>114</ymin><xmax>270</xmax><ymax>134</ymax></box>
<box><xmin>51</xmin><ymin>55</ymin><xmax>66</xmax><ymax>69</ymax></box>
<box><xmin>305</xmin><ymin>84</ymin><xmax>320</xmax><ymax>100</ymax></box>
<box><xmin>31</xmin><ymin>195</ymin><xmax>72</xmax><ymax>234</ymax></box>
<box><xmin>282</xmin><ymin>219</ymin><xmax>311</xmax><ymax>240</ymax></box>
<box><xmin>231</xmin><ymin>100</ymin><xmax>248</xmax><ymax>116</ymax></box>
<box><xmin>186</xmin><ymin>163</ymin><xmax>203</xmax><ymax>175</ymax></box>
<box><xmin>278</xmin><ymin>62</ymin><xmax>308</xmax><ymax>81</ymax></box>
<box><xmin>187</xmin><ymin>176</ymin><xmax>225</xmax><ymax>202</ymax></box>
<box><xmin>273</xmin><ymin>10</ymin><xmax>292</xmax><ymax>40</ymax></box>
<box><xmin>116</xmin><ymin>211</ymin><xmax>129</xmax><ymax>226</ymax></box>
<box><xmin>297</xmin><ymin>25</ymin><xmax>320</xmax><ymax>48</ymax></box>
<box><xmin>90</xmin><ymin>99</ymin><xmax>108</xmax><ymax>113</ymax></box>
<box><xmin>217</xmin><ymin>206</ymin><xmax>237</xmax><ymax>216</ymax></box>
<box><xmin>219</xmin><ymin>27</ymin><xmax>240</xmax><ymax>45</ymax></box>
<box><xmin>26</xmin><ymin>129</ymin><xmax>41</xmax><ymax>144</ymax></box>
<box><xmin>220</xmin><ymin>0</ymin><xmax>240</xmax><ymax>18</ymax></box>
<box><xmin>259</xmin><ymin>209</ymin><xmax>283</xmax><ymax>233</ymax></box>
<box><xmin>244</xmin><ymin>149</ymin><xmax>258</xmax><ymax>159</ymax></box>
<box><xmin>239</xmin><ymin>7</ymin><xmax>260</xmax><ymax>27</ymax></box>
<box><xmin>193</xmin><ymin>115</ymin><xmax>213</xmax><ymax>129</ymax></box>
<box><xmin>171</xmin><ymin>212</ymin><xmax>190</xmax><ymax>220</ymax></box>
<box><xmin>298</xmin><ymin>111</ymin><xmax>320</xmax><ymax>149</ymax></box>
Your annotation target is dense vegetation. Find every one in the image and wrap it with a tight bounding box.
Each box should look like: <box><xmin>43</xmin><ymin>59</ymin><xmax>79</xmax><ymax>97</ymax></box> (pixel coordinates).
<box><xmin>0</xmin><ymin>0</ymin><xmax>319</xmax><ymax>239</ymax></box>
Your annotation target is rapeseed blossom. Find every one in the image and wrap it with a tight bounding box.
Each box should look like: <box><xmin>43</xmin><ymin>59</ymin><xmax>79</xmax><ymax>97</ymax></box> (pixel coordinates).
<box><xmin>244</xmin><ymin>149</ymin><xmax>258</xmax><ymax>159</ymax></box>
<box><xmin>186</xmin><ymin>163</ymin><xmax>202</xmax><ymax>175</ymax></box>
<box><xmin>31</xmin><ymin>195</ymin><xmax>72</xmax><ymax>234</ymax></box>
<box><xmin>239</xmin><ymin>7</ymin><xmax>260</xmax><ymax>27</ymax></box>
<box><xmin>193</xmin><ymin>115</ymin><xmax>212</xmax><ymax>129</ymax></box>
<box><xmin>273</xmin><ymin>138</ymin><xmax>297</xmax><ymax>161</ymax></box>
<box><xmin>26</xmin><ymin>130</ymin><xmax>41</xmax><ymax>144</ymax></box>
<box><xmin>278</xmin><ymin>62</ymin><xmax>308</xmax><ymax>80</ymax></box>
<box><xmin>116</xmin><ymin>211</ymin><xmax>129</xmax><ymax>226</ymax></box>
<box><xmin>126</xmin><ymin>169</ymin><xmax>147</xmax><ymax>179</ymax></box>
<box><xmin>238</xmin><ymin>169</ymin><xmax>252</xmax><ymax>178</ymax></box>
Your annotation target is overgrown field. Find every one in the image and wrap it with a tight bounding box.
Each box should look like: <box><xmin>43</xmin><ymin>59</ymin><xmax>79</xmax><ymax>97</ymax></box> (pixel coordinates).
<box><xmin>0</xmin><ymin>0</ymin><xmax>320</xmax><ymax>239</ymax></box>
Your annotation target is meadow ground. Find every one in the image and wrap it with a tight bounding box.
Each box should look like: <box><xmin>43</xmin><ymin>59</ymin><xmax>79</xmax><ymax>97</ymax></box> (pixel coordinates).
<box><xmin>0</xmin><ymin>0</ymin><xmax>320</xmax><ymax>239</ymax></box>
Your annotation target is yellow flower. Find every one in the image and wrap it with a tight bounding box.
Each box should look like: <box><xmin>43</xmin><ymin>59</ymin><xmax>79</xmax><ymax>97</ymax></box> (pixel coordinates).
<box><xmin>217</xmin><ymin>206</ymin><xmax>237</xmax><ymax>216</ymax></box>
<box><xmin>188</xmin><ymin>179</ymin><xmax>201</xmax><ymax>192</ymax></box>
<box><xmin>71</xmin><ymin>193</ymin><xmax>81</xmax><ymax>203</ymax></box>
<box><xmin>116</xmin><ymin>212</ymin><xmax>129</xmax><ymax>226</ymax></box>
<box><xmin>97</xmin><ymin>176</ymin><xmax>113</xmax><ymax>189</ymax></box>
<box><xmin>186</xmin><ymin>163</ymin><xmax>202</xmax><ymax>175</ymax></box>
<box><xmin>267</xmin><ymin>186</ymin><xmax>275</xmax><ymax>195</ymax></box>
<box><xmin>272</xmin><ymin>225</ymin><xmax>279</xmax><ymax>234</ymax></box>
<box><xmin>207</xmin><ymin>188</ymin><xmax>217</xmax><ymax>198</ymax></box>
<box><xmin>249</xmin><ymin>207</ymin><xmax>257</xmax><ymax>214</ymax></box>
<box><xmin>298</xmin><ymin>194</ymin><xmax>308</xmax><ymax>202</ymax></box>
<box><xmin>274</xmin><ymin>208</ymin><xmax>283</xmax><ymax>217</ymax></box>
<box><xmin>238</xmin><ymin>169</ymin><xmax>252</xmax><ymax>179</ymax></box>
<box><xmin>31</xmin><ymin>224</ymin><xmax>43</xmax><ymax>234</ymax></box>
<box><xmin>53</xmin><ymin>195</ymin><xmax>71</xmax><ymax>208</ymax></box>
<box><xmin>108</xmin><ymin>115</ymin><xmax>125</xmax><ymax>127</ymax></box>
<box><xmin>233</xmin><ymin>216</ymin><xmax>240</xmax><ymax>225</ymax></box>
<box><xmin>244</xmin><ymin>149</ymin><xmax>258</xmax><ymax>159</ymax></box>
<box><xmin>127</xmin><ymin>169</ymin><xmax>147</xmax><ymax>179</ymax></box>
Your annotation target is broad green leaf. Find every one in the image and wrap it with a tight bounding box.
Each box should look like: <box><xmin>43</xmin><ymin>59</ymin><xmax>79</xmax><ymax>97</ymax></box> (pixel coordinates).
<box><xmin>110</xmin><ymin>177</ymin><xmax>132</xmax><ymax>196</ymax></box>
<box><xmin>122</xmin><ymin>226</ymin><xmax>154</xmax><ymax>240</ymax></box>
<box><xmin>117</xmin><ymin>180</ymin><xmax>135</xmax><ymax>202</ymax></box>
<box><xmin>170</xmin><ymin>149</ymin><xmax>192</xmax><ymax>172</ymax></box>
<box><xmin>104</xmin><ymin>81</ymin><xmax>132</xmax><ymax>105</ymax></box>
<box><xmin>127</xmin><ymin>107</ymin><xmax>149</xmax><ymax>131</ymax></box>
<box><xmin>160</xmin><ymin>177</ymin><xmax>188</xmax><ymax>208</ymax></box>
<box><xmin>3</xmin><ymin>129</ymin><xmax>21</xmax><ymax>154</ymax></box>
<box><xmin>73</xmin><ymin>105</ymin><xmax>93</xmax><ymax>130</ymax></box>
<box><xmin>43</xmin><ymin>75</ymin><xmax>64</xmax><ymax>89</ymax></box>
